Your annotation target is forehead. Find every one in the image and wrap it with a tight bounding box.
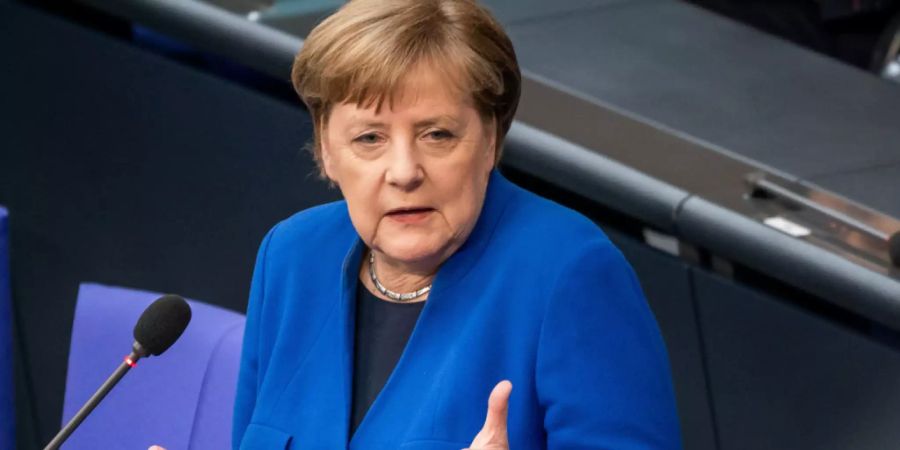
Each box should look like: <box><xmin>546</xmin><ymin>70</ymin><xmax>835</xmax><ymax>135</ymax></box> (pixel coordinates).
<box><xmin>334</xmin><ymin>63</ymin><xmax>474</xmax><ymax>120</ymax></box>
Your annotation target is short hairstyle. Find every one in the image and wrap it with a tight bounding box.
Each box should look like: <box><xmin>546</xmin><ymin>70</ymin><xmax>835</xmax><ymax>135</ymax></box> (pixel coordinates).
<box><xmin>291</xmin><ymin>0</ymin><xmax>521</xmax><ymax>174</ymax></box>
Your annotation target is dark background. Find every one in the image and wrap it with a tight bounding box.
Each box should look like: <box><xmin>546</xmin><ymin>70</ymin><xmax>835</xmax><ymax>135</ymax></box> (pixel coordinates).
<box><xmin>1</xmin><ymin>2</ymin><xmax>335</xmax><ymax>446</ymax></box>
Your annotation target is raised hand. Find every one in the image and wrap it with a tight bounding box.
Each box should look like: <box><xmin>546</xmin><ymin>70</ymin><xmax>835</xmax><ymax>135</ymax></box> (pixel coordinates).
<box><xmin>464</xmin><ymin>380</ymin><xmax>512</xmax><ymax>450</ymax></box>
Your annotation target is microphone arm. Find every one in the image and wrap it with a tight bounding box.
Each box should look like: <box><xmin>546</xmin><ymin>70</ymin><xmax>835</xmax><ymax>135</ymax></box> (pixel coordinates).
<box><xmin>43</xmin><ymin>343</ymin><xmax>148</xmax><ymax>450</ymax></box>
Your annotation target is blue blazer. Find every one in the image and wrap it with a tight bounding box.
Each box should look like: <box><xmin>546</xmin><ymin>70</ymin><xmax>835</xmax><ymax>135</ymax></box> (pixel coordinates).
<box><xmin>233</xmin><ymin>170</ymin><xmax>682</xmax><ymax>449</ymax></box>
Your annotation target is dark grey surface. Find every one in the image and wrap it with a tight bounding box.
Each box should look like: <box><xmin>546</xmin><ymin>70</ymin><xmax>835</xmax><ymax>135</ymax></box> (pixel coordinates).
<box><xmin>694</xmin><ymin>269</ymin><xmax>900</xmax><ymax>450</ymax></box>
<box><xmin>505</xmin><ymin>0</ymin><xmax>900</xmax><ymax>206</ymax></box>
<box><xmin>607</xmin><ymin>229</ymin><xmax>718</xmax><ymax>450</ymax></box>
<box><xmin>809</xmin><ymin>163</ymin><xmax>900</xmax><ymax>218</ymax></box>
<box><xmin>0</xmin><ymin>3</ymin><xmax>335</xmax><ymax>448</ymax></box>
<box><xmin>499</xmin><ymin>0</ymin><xmax>900</xmax><ymax>326</ymax></box>
<box><xmin>481</xmin><ymin>0</ymin><xmax>629</xmax><ymax>25</ymax></box>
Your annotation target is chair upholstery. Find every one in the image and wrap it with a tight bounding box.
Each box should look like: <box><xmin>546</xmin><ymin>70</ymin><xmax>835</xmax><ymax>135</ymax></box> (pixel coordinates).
<box><xmin>62</xmin><ymin>283</ymin><xmax>245</xmax><ymax>450</ymax></box>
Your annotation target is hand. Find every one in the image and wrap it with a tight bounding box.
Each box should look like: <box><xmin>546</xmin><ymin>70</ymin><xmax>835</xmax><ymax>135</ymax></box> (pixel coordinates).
<box><xmin>148</xmin><ymin>446</ymin><xmax>166</xmax><ymax>450</ymax></box>
<box><xmin>464</xmin><ymin>380</ymin><xmax>512</xmax><ymax>450</ymax></box>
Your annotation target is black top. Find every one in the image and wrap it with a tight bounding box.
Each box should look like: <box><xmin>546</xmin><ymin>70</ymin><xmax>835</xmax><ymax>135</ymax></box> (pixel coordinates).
<box><xmin>350</xmin><ymin>282</ymin><xmax>426</xmax><ymax>437</ymax></box>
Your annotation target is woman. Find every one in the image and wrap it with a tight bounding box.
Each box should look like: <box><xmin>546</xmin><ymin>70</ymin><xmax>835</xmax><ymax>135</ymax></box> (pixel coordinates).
<box><xmin>161</xmin><ymin>0</ymin><xmax>682</xmax><ymax>448</ymax></box>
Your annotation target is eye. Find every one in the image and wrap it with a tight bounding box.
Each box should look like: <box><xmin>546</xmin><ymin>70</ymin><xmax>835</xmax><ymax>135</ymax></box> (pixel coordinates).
<box><xmin>353</xmin><ymin>132</ymin><xmax>383</xmax><ymax>145</ymax></box>
<box><xmin>424</xmin><ymin>129</ymin><xmax>454</xmax><ymax>141</ymax></box>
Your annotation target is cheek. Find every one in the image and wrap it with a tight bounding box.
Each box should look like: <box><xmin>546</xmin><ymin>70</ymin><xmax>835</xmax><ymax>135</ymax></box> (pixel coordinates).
<box><xmin>440</xmin><ymin>170</ymin><xmax>489</xmax><ymax>235</ymax></box>
<box><xmin>436</xmin><ymin>140</ymin><xmax>493</xmax><ymax>219</ymax></box>
<box><xmin>339</xmin><ymin>175</ymin><xmax>382</xmax><ymax>241</ymax></box>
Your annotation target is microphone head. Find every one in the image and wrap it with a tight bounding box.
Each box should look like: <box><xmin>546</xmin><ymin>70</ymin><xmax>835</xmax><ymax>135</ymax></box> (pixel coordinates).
<box><xmin>133</xmin><ymin>294</ymin><xmax>192</xmax><ymax>356</ymax></box>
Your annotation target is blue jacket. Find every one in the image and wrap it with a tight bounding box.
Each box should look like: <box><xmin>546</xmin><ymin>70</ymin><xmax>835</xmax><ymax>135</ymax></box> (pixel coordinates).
<box><xmin>233</xmin><ymin>170</ymin><xmax>682</xmax><ymax>449</ymax></box>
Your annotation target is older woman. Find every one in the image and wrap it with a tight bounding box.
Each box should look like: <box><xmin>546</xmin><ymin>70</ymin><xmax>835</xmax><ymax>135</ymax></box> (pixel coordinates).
<box><xmin>220</xmin><ymin>0</ymin><xmax>681</xmax><ymax>449</ymax></box>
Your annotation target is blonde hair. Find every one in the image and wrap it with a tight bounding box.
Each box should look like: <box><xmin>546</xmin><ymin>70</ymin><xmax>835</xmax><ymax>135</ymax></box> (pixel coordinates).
<box><xmin>291</xmin><ymin>0</ymin><xmax>521</xmax><ymax>174</ymax></box>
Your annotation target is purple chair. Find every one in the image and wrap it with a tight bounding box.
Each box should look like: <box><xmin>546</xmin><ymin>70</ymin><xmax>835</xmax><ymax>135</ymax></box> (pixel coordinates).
<box><xmin>62</xmin><ymin>283</ymin><xmax>245</xmax><ymax>450</ymax></box>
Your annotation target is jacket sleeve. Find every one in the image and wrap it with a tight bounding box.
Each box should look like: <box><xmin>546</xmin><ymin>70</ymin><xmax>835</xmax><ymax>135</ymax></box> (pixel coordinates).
<box><xmin>536</xmin><ymin>238</ymin><xmax>682</xmax><ymax>449</ymax></box>
<box><xmin>231</xmin><ymin>224</ymin><xmax>279</xmax><ymax>449</ymax></box>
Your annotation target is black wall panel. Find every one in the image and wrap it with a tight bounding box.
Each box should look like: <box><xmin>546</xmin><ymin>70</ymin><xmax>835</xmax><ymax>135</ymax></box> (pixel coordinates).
<box><xmin>694</xmin><ymin>269</ymin><xmax>900</xmax><ymax>450</ymax></box>
<box><xmin>0</xmin><ymin>4</ymin><xmax>337</xmax><ymax>448</ymax></box>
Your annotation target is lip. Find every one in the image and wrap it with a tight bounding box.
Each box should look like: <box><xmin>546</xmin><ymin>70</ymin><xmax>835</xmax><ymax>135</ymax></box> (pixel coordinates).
<box><xmin>385</xmin><ymin>206</ymin><xmax>435</xmax><ymax>224</ymax></box>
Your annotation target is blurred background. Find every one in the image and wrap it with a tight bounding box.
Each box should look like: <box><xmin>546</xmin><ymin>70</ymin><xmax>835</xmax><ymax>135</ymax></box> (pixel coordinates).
<box><xmin>1</xmin><ymin>0</ymin><xmax>899</xmax><ymax>449</ymax></box>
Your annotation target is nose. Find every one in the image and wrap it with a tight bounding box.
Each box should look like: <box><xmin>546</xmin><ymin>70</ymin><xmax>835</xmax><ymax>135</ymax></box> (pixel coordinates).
<box><xmin>384</xmin><ymin>139</ymin><xmax>424</xmax><ymax>191</ymax></box>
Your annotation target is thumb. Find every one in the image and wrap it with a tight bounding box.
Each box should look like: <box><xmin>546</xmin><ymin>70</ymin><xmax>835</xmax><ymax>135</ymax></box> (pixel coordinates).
<box><xmin>468</xmin><ymin>380</ymin><xmax>512</xmax><ymax>449</ymax></box>
<box><xmin>482</xmin><ymin>380</ymin><xmax>512</xmax><ymax>432</ymax></box>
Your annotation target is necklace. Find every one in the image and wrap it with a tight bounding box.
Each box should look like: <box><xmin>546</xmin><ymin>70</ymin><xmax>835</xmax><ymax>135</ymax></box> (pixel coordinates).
<box><xmin>368</xmin><ymin>251</ymin><xmax>431</xmax><ymax>302</ymax></box>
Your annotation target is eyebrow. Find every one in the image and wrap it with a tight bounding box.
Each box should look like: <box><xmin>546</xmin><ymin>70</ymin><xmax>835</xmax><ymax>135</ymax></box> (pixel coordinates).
<box><xmin>413</xmin><ymin>115</ymin><xmax>463</xmax><ymax>128</ymax></box>
<box><xmin>345</xmin><ymin>115</ymin><xmax>465</xmax><ymax>135</ymax></box>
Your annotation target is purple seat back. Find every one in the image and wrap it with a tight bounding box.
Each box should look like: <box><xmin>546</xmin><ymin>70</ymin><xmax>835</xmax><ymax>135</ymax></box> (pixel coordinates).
<box><xmin>63</xmin><ymin>283</ymin><xmax>245</xmax><ymax>450</ymax></box>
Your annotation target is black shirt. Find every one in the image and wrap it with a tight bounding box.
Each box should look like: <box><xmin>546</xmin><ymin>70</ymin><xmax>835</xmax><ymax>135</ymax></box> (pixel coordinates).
<box><xmin>350</xmin><ymin>283</ymin><xmax>425</xmax><ymax>437</ymax></box>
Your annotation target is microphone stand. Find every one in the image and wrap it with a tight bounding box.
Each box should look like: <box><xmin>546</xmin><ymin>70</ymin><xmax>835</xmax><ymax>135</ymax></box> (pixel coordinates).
<box><xmin>43</xmin><ymin>343</ymin><xmax>148</xmax><ymax>450</ymax></box>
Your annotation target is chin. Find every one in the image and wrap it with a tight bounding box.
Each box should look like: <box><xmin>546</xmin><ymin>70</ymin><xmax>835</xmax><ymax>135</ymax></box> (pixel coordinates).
<box><xmin>379</xmin><ymin>238</ymin><xmax>449</xmax><ymax>266</ymax></box>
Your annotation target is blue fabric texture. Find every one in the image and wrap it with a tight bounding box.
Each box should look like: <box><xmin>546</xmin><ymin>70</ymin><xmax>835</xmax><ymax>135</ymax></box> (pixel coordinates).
<box><xmin>0</xmin><ymin>206</ymin><xmax>13</xmax><ymax>450</ymax></box>
<box><xmin>232</xmin><ymin>171</ymin><xmax>682</xmax><ymax>449</ymax></box>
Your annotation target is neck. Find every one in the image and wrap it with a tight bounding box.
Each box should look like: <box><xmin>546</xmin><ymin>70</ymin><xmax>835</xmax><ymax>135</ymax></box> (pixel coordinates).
<box><xmin>359</xmin><ymin>249</ymin><xmax>438</xmax><ymax>302</ymax></box>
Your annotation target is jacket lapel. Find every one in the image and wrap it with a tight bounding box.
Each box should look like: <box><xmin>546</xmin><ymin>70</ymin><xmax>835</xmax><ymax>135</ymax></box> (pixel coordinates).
<box><xmin>337</xmin><ymin>238</ymin><xmax>366</xmax><ymax>447</ymax></box>
<box><xmin>346</xmin><ymin>170</ymin><xmax>515</xmax><ymax>448</ymax></box>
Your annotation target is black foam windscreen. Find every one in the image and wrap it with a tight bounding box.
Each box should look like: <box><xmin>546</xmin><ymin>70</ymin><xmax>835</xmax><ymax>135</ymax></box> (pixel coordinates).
<box><xmin>133</xmin><ymin>295</ymin><xmax>192</xmax><ymax>356</ymax></box>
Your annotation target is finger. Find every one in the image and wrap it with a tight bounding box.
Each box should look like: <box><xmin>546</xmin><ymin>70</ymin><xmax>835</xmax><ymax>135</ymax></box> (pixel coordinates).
<box><xmin>148</xmin><ymin>446</ymin><xmax>166</xmax><ymax>450</ymax></box>
<box><xmin>481</xmin><ymin>380</ymin><xmax>512</xmax><ymax>432</ymax></box>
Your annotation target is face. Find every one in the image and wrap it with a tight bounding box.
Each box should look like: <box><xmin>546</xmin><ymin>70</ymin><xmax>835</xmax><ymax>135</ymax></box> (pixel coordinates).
<box><xmin>320</xmin><ymin>64</ymin><xmax>496</xmax><ymax>269</ymax></box>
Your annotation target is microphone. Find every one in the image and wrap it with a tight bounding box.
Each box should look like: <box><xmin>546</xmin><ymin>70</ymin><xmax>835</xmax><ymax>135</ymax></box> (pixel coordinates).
<box><xmin>43</xmin><ymin>294</ymin><xmax>192</xmax><ymax>450</ymax></box>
